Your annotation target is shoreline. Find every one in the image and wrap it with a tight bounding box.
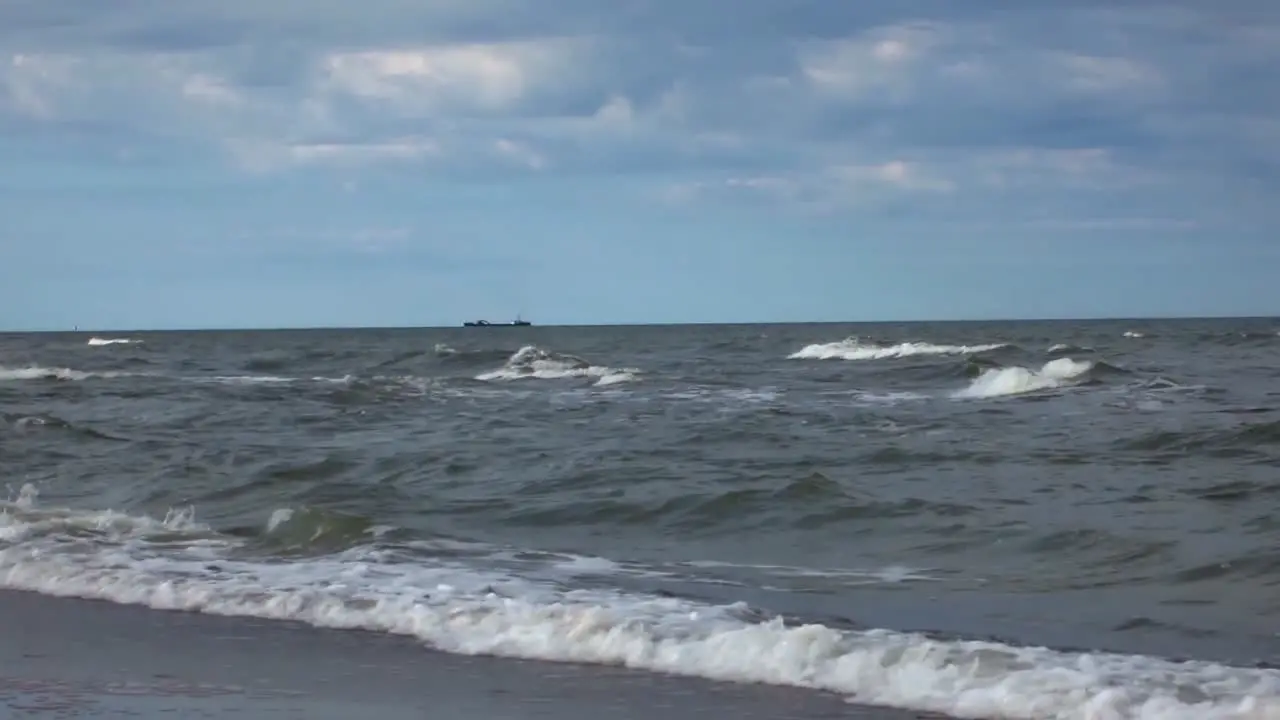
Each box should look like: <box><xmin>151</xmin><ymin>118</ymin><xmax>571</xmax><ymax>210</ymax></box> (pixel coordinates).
<box><xmin>0</xmin><ymin>589</ymin><xmax>946</xmax><ymax>719</ymax></box>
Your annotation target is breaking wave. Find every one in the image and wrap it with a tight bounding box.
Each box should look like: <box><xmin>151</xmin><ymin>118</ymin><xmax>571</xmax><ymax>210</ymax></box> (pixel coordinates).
<box><xmin>1047</xmin><ymin>343</ymin><xmax>1093</xmax><ymax>355</ymax></box>
<box><xmin>434</xmin><ymin>346</ymin><xmax>525</xmax><ymax>368</ymax></box>
<box><xmin>1</xmin><ymin>488</ymin><xmax>1278</xmax><ymax>720</ymax></box>
<box><xmin>476</xmin><ymin>345</ymin><xmax>639</xmax><ymax>386</ymax></box>
<box><xmin>789</xmin><ymin>338</ymin><xmax>1007</xmax><ymax>361</ymax></box>
<box><xmin>86</xmin><ymin>337</ymin><xmax>138</xmax><ymax>346</ymax></box>
<box><xmin>954</xmin><ymin>358</ymin><xmax>1097</xmax><ymax>399</ymax></box>
<box><xmin>0</xmin><ymin>365</ymin><xmax>109</xmax><ymax>381</ymax></box>
<box><xmin>256</xmin><ymin>506</ymin><xmax>384</xmax><ymax>555</ymax></box>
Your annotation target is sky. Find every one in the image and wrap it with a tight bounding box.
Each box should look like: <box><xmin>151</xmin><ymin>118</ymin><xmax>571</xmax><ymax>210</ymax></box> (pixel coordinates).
<box><xmin>1</xmin><ymin>1</ymin><xmax>1278</xmax><ymax>330</ymax></box>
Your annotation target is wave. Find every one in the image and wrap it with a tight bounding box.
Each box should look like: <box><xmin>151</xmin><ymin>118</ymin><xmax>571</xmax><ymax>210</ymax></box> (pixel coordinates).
<box><xmin>789</xmin><ymin>338</ymin><xmax>1007</xmax><ymax>361</ymax></box>
<box><xmin>677</xmin><ymin>560</ymin><xmax>936</xmax><ymax>585</ymax></box>
<box><xmin>0</xmin><ymin>362</ymin><xmax>522</xmax><ymax>401</ymax></box>
<box><xmin>256</xmin><ymin>506</ymin><xmax>385</xmax><ymax>555</ymax></box>
<box><xmin>200</xmin><ymin>374</ymin><xmax>356</xmax><ymax>385</ymax></box>
<box><xmin>1169</xmin><ymin>550</ymin><xmax>1280</xmax><ymax>586</ymax></box>
<box><xmin>2</xmin><ymin>488</ymin><xmax>1278</xmax><ymax>720</ymax></box>
<box><xmin>476</xmin><ymin>345</ymin><xmax>638</xmax><ymax>386</ymax></box>
<box><xmin>241</xmin><ymin>353</ymin><xmax>294</xmax><ymax>372</ymax></box>
<box><xmin>498</xmin><ymin>472</ymin><xmax>978</xmax><ymax>531</ymax></box>
<box><xmin>86</xmin><ymin>337</ymin><xmax>138</xmax><ymax>346</ymax></box>
<box><xmin>238</xmin><ymin>344</ymin><xmax>517</xmax><ymax>377</ymax></box>
<box><xmin>436</xmin><ymin>346</ymin><xmax>524</xmax><ymax>368</ymax></box>
<box><xmin>954</xmin><ymin>358</ymin><xmax>1097</xmax><ymax>399</ymax></box>
<box><xmin>1047</xmin><ymin>343</ymin><xmax>1093</xmax><ymax>355</ymax></box>
<box><xmin>1118</xmin><ymin>420</ymin><xmax>1280</xmax><ymax>463</ymax></box>
<box><xmin>4</xmin><ymin>413</ymin><xmax>128</xmax><ymax>441</ymax></box>
<box><xmin>1198</xmin><ymin>331</ymin><xmax>1279</xmax><ymax>346</ymax></box>
<box><xmin>0</xmin><ymin>365</ymin><xmax>114</xmax><ymax>381</ymax></box>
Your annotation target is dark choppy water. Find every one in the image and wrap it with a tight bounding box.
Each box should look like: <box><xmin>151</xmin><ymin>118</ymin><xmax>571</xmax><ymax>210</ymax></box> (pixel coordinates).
<box><xmin>4</xmin><ymin>318</ymin><xmax>1280</xmax><ymax>719</ymax></box>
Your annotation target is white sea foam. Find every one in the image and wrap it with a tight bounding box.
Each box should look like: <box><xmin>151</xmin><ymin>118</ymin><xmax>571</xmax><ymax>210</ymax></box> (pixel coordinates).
<box><xmin>663</xmin><ymin>387</ymin><xmax>781</xmax><ymax>405</ymax></box>
<box><xmin>13</xmin><ymin>416</ymin><xmax>53</xmax><ymax>431</ymax></box>
<box><xmin>1047</xmin><ymin>343</ymin><xmax>1094</xmax><ymax>354</ymax></box>
<box><xmin>594</xmin><ymin>372</ymin><xmax>635</xmax><ymax>387</ymax></box>
<box><xmin>197</xmin><ymin>374</ymin><xmax>354</xmax><ymax>385</ymax></box>
<box><xmin>1123</xmin><ymin>331</ymin><xmax>1146</xmax><ymax>339</ymax></box>
<box><xmin>954</xmin><ymin>358</ymin><xmax>1096</xmax><ymax>399</ymax></box>
<box><xmin>477</xmin><ymin>345</ymin><xmax>639</xmax><ymax>387</ymax></box>
<box><xmin>789</xmin><ymin>339</ymin><xmax>1006</xmax><ymax>361</ymax></box>
<box><xmin>3</xmin><ymin>491</ymin><xmax>1280</xmax><ymax>720</ymax></box>
<box><xmin>0</xmin><ymin>484</ymin><xmax>203</xmax><ymax>544</ymax></box>
<box><xmin>548</xmin><ymin>555</ymin><xmax>626</xmax><ymax>576</ymax></box>
<box><xmin>680</xmin><ymin>560</ymin><xmax>938</xmax><ymax>584</ymax></box>
<box><xmin>0</xmin><ymin>365</ymin><xmax>112</xmax><ymax>381</ymax></box>
<box><xmin>87</xmin><ymin>337</ymin><xmax>137</xmax><ymax>346</ymax></box>
<box><xmin>853</xmin><ymin>390</ymin><xmax>930</xmax><ymax>405</ymax></box>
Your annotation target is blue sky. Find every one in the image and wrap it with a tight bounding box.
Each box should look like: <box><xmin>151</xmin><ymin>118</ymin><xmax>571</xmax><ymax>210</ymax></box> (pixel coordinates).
<box><xmin>1</xmin><ymin>1</ymin><xmax>1278</xmax><ymax>330</ymax></box>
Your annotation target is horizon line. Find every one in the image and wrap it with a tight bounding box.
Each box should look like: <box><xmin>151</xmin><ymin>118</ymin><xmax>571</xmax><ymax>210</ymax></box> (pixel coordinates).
<box><xmin>3</xmin><ymin>313</ymin><xmax>1278</xmax><ymax>334</ymax></box>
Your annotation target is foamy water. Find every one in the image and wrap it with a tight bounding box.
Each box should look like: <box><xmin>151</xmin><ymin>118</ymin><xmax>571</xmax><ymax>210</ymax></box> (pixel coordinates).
<box><xmin>788</xmin><ymin>339</ymin><xmax>1007</xmax><ymax>361</ymax></box>
<box><xmin>0</xmin><ymin>365</ymin><xmax>101</xmax><ymax>381</ymax></box>
<box><xmin>954</xmin><ymin>358</ymin><xmax>1096</xmax><ymax>399</ymax></box>
<box><xmin>1</xmin><ymin>487</ymin><xmax>1277</xmax><ymax>720</ymax></box>
<box><xmin>0</xmin><ymin>351</ymin><xmax>1142</xmax><ymax>406</ymax></box>
<box><xmin>476</xmin><ymin>345</ymin><xmax>640</xmax><ymax>386</ymax></box>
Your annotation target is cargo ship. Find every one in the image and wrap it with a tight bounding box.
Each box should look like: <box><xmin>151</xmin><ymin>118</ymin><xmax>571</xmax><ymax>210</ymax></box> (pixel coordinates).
<box><xmin>463</xmin><ymin>315</ymin><xmax>532</xmax><ymax>327</ymax></box>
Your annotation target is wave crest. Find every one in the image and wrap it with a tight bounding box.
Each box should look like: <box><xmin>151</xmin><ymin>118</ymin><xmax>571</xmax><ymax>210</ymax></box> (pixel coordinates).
<box><xmin>954</xmin><ymin>358</ymin><xmax>1096</xmax><ymax>399</ymax></box>
<box><xmin>258</xmin><ymin>506</ymin><xmax>384</xmax><ymax>555</ymax></box>
<box><xmin>0</xmin><ymin>365</ymin><xmax>108</xmax><ymax>381</ymax></box>
<box><xmin>476</xmin><ymin>345</ymin><xmax>638</xmax><ymax>386</ymax></box>
<box><xmin>1</xmin><ymin>500</ymin><xmax>1277</xmax><ymax>718</ymax></box>
<box><xmin>3</xmin><ymin>491</ymin><xmax>1280</xmax><ymax>719</ymax></box>
<box><xmin>789</xmin><ymin>338</ymin><xmax>1007</xmax><ymax>361</ymax></box>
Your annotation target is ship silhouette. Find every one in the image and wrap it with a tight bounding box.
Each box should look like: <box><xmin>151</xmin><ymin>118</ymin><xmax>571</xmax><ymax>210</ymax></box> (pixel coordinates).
<box><xmin>463</xmin><ymin>315</ymin><xmax>532</xmax><ymax>327</ymax></box>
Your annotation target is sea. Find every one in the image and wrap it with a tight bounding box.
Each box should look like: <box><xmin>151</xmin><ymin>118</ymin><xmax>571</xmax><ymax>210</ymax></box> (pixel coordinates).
<box><xmin>3</xmin><ymin>317</ymin><xmax>1280</xmax><ymax>719</ymax></box>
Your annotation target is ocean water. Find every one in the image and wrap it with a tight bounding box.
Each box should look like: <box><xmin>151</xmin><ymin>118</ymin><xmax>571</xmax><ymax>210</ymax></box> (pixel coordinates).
<box><xmin>3</xmin><ymin>318</ymin><xmax>1280</xmax><ymax>719</ymax></box>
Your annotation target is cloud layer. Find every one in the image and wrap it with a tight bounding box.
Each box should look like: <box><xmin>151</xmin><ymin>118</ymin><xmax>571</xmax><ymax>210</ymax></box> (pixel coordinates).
<box><xmin>2</xmin><ymin>1</ymin><xmax>1278</xmax><ymax>328</ymax></box>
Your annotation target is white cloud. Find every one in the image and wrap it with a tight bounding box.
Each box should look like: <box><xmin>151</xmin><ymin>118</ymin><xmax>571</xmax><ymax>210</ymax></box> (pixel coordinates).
<box><xmin>492</xmin><ymin>138</ymin><xmax>547</xmax><ymax>170</ymax></box>
<box><xmin>180</xmin><ymin>73</ymin><xmax>242</xmax><ymax>106</ymax></box>
<box><xmin>288</xmin><ymin>137</ymin><xmax>438</xmax><ymax>163</ymax></box>
<box><xmin>2</xmin><ymin>2</ymin><xmax>1278</xmax><ymax>235</ymax></box>
<box><xmin>659</xmin><ymin>175</ymin><xmax>799</xmax><ymax>207</ymax></box>
<box><xmin>2</xmin><ymin>50</ymin><xmax>258</xmax><ymax>131</ymax></box>
<box><xmin>1055</xmin><ymin>53</ymin><xmax>1164</xmax><ymax>95</ymax></box>
<box><xmin>831</xmin><ymin>160</ymin><xmax>954</xmax><ymax>194</ymax></box>
<box><xmin>4</xmin><ymin>53</ymin><xmax>78</xmax><ymax>117</ymax></box>
<box><xmin>319</xmin><ymin>40</ymin><xmax>582</xmax><ymax>115</ymax></box>
<box><xmin>227</xmin><ymin>136</ymin><xmax>439</xmax><ymax>172</ymax></box>
<box><xmin>799</xmin><ymin>23</ymin><xmax>943</xmax><ymax>100</ymax></box>
<box><xmin>592</xmin><ymin>95</ymin><xmax>634</xmax><ymax>129</ymax></box>
<box><xmin>974</xmin><ymin>148</ymin><xmax>1159</xmax><ymax>190</ymax></box>
<box><xmin>662</xmin><ymin>158</ymin><xmax>952</xmax><ymax>213</ymax></box>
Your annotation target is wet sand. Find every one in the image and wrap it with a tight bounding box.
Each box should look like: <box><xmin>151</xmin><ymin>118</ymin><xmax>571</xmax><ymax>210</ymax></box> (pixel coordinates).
<box><xmin>0</xmin><ymin>589</ymin><xmax>948</xmax><ymax>718</ymax></box>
